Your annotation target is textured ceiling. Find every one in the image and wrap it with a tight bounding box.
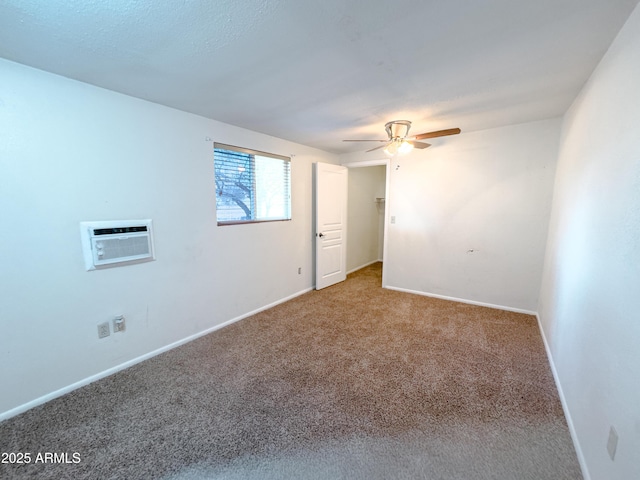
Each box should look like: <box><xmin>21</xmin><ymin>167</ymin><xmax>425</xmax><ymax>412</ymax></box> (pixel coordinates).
<box><xmin>1</xmin><ymin>0</ymin><xmax>638</xmax><ymax>153</ymax></box>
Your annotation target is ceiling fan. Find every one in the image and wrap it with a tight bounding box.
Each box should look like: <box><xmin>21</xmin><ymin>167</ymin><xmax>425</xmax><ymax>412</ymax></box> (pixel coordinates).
<box><xmin>343</xmin><ymin>120</ymin><xmax>461</xmax><ymax>156</ymax></box>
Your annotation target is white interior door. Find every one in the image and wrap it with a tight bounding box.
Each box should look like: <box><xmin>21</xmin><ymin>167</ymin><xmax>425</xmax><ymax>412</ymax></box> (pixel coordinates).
<box><xmin>315</xmin><ymin>162</ymin><xmax>348</xmax><ymax>290</ymax></box>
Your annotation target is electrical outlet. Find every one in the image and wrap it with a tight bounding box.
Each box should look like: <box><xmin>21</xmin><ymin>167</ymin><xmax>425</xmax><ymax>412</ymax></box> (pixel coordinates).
<box><xmin>390</xmin><ymin>215</ymin><xmax>396</xmax><ymax>224</ymax></box>
<box><xmin>607</xmin><ymin>426</ymin><xmax>618</xmax><ymax>461</ymax></box>
<box><xmin>113</xmin><ymin>315</ymin><xmax>126</xmax><ymax>333</ymax></box>
<box><xmin>97</xmin><ymin>322</ymin><xmax>110</xmax><ymax>339</ymax></box>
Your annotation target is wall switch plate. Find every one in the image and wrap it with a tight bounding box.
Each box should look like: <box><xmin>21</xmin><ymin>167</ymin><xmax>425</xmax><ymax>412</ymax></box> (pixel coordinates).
<box><xmin>97</xmin><ymin>322</ymin><xmax>110</xmax><ymax>339</ymax></box>
<box><xmin>298</xmin><ymin>267</ymin><xmax>302</xmax><ymax>274</ymax></box>
<box><xmin>113</xmin><ymin>315</ymin><xmax>126</xmax><ymax>333</ymax></box>
<box><xmin>607</xmin><ymin>426</ymin><xmax>618</xmax><ymax>461</ymax></box>
<box><xmin>391</xmin><ymin>216</ymin><xmax>396</xmax><ymax>224</ymax></box>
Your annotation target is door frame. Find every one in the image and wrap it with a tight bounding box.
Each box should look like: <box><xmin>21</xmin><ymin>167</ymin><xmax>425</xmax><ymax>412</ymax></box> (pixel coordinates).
<box><xmin>342</xmin><ymin>158</ymin><xmax>390</xmax><ymax>289</ymax></box>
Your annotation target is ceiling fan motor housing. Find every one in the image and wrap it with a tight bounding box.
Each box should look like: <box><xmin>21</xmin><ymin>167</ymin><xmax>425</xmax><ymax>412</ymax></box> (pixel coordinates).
<box><xmin>385</xmin><ymin>120</ymin><xmax>412</xmax><ymax>139</ymax></box>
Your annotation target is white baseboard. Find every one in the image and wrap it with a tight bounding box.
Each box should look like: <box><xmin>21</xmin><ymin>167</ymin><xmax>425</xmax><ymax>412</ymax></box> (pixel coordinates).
<box><xmin>347</xmin><ymin>259</ymin><xmax>381</xmax><ymax>275</ymax></box>
<box><xmin>384</xmin><ymin>285</ymin><xmax>537</xmax><ymax>315</ymax></box>
<box><xmin>535</xmin><ymin>314</ymin><xmax>591</xmax><ymax>480</ymax></box>
<box><xmin>0</xmin><ymin>287</ymin><xmax>314</xmax><ymax>422</ymax></box>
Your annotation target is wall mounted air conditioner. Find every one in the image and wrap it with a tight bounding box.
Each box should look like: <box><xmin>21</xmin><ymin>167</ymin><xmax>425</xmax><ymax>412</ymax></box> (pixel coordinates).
<box><xmin>80</xmin><ymin>219</ymin><xmax>155</xmax><ymax>271</ymax></box>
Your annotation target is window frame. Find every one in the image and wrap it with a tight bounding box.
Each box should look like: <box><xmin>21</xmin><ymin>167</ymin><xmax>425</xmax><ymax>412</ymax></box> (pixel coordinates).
<box><xmin>214</xmin><ymin>142</ymin><xmax>292</xmax><ymax>226</ymax></box>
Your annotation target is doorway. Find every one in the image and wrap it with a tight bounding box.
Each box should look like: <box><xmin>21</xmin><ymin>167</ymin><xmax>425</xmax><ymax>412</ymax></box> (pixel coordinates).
<box><xmin>344</xmin><ymin>160</ymin><xmax>390</xmax><ymax>287</ymax></box>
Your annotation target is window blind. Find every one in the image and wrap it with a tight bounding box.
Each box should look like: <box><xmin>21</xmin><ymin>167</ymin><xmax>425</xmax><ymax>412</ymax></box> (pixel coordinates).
<box><xmin>214</xmin><ymin>143</ymin><xmax>291</xmax><ymax>224</ymax></box>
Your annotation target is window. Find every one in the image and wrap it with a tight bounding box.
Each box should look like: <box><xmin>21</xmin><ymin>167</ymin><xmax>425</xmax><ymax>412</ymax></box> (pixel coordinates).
<box><xmin>214</xmin><ymin>143</ymin><xmax>291</xmax><ymax>225</ymax></box>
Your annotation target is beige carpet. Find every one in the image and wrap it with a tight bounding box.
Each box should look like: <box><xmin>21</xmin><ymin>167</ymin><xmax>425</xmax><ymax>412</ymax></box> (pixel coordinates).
<box><xmin>0</xmin><ymin>263</ymin><xmax>582</xmax><ymax>479</ymax></box>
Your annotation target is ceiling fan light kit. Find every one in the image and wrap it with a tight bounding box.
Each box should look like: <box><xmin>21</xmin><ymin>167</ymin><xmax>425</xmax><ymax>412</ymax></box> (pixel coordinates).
<box><xmin>383</xmin><ymin>138</ymin><xmax>414</xmax><ymax>156</ymax></box>
<box><xmin>343</xmin><ymin>120</ymin><xmax>461</xmax><ymax>156</ymax></box>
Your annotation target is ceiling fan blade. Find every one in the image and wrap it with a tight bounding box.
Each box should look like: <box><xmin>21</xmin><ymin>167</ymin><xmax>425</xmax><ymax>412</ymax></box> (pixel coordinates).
<box><xmin>413</xmin><ymin>128</ymin><xmax>461</xmax><ymax>140</ymax></box>
<box><xmin>365</xmin><ymin>145</ymin><xmax>387</xmax><ymax>153</ymax></box>
<box><xmin>408</xmin><ymin>141</ymin><xmax>431</xmax><ymax>149</ymax></box>
<box><xmin>343</xmin><ymin>139</ymin><xmax>387</xmax><ymax>142</ymax></box>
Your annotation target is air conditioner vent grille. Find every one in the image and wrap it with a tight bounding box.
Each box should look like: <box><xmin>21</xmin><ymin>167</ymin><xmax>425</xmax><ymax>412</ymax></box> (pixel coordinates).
<box><xmin>95</xmin><ymin>235</ymin><xmax>150</xmax><ymax>262</ymax></box>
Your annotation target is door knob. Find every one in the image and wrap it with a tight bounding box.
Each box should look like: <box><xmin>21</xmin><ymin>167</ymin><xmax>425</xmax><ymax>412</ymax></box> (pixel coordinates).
<box><xmin>318</xmin><ymin>233</ymin><xmax>325</xmax><ymax>238</ymax></box>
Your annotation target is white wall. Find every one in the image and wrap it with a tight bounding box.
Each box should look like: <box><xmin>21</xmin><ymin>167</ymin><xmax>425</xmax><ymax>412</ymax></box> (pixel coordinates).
<box><xmin>342</xmin><ymin>119</ymin><xmax>561</xmax><ymax>312</ymax></box>
<box><xmin>346</xmin><ymin>165</ymin><xmax>385</xmax><ymax>272</ymax></box>
<box><xmin>538</xmin><ymin>5</ymin><xmax>640</xmax><ymax>479</ymax></box>
<box><xmin>0</xmin><ymin>59</ymin><xmax>338</xmax><ymax>418</ymax></box>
